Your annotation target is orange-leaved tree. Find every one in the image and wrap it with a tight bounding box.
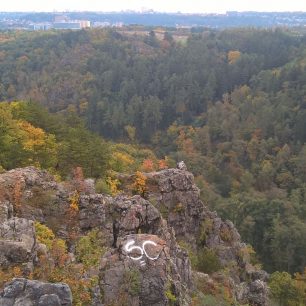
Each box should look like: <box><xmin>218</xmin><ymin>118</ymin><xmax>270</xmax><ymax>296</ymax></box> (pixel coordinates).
<box><xmin>131</xmin><ymin>171</ymin><xmax>147</xmax><ymax>198</ymax></box>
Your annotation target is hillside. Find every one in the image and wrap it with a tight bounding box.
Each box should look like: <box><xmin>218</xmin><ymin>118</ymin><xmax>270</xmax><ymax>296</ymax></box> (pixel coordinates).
<box><xmin>1</xmin><ymin>27</ymin><xmax>306</xmax><ymax>305</ymax></box>
<box><xmin>0</xmin><ymin>28</ymin><xmax>302</xmax><ymax>141</ymax></box>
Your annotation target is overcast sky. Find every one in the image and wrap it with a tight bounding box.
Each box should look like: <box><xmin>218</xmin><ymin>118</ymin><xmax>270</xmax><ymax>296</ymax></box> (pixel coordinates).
<box><xmin>1</xmin><ymin>0</ymin><xmax>305</xmax><ymax>13</ymax></box>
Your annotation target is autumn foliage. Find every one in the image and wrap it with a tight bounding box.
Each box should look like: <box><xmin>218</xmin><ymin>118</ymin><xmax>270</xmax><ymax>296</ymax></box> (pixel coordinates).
<box><xmin>64</xmin><ymin>191</ymin><xmax>79</xmax><ymax>242</ymax></box>
<box><xmin>72</xmin><ymin>167</ymin><xmax>85</xmax><ymax>193</ymax></box>
<box><xmin>141</xmin><ymin>158</ymin><xmax>168</xmax><ymax>172</ymax></box>
<box><xmin>131</xmin><ymin>171</ymin><xmax>147</xmax><ymax>197</ymax></box>
<box><xmin>141</xmin><ymin>159</ymin><xmax>155</xmax><ymax>172</ymax></box>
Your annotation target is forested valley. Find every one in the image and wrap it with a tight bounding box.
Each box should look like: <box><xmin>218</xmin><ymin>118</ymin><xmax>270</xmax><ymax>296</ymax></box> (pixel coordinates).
<box><xmin>1</xmin><ymin>27</ymin><xmax>306</xmax><ymax>304</ymax></box>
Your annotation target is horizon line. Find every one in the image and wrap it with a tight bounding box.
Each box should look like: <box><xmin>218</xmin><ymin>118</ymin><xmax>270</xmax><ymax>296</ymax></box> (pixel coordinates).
<box><xmin>1</xmin><ymin>10</ymin><xmax>306</xmax><ymax>14</ymax></box>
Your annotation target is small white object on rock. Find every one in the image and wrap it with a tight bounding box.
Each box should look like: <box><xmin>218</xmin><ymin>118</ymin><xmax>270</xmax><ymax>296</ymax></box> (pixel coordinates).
<box><xmin>177</xmin><ymin>161</ymin><xmax>187</xmax><ymax>171</ymax></box>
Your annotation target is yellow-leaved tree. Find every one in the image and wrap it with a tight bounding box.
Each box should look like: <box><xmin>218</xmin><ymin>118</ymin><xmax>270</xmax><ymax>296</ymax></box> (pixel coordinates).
<box><xmin>0</xmin><ymin>102</ymin><xmax>57</xmax><ymax>170</ymax></box>
<box><xmin>228</xmin><ymin>50</ymin><xmax>241</xmax><ymax>64</ymax></box>
<box><xmin>17</xmin><ymin>120</ymin><xmax>58</xmax><ymax>169</ymax></box>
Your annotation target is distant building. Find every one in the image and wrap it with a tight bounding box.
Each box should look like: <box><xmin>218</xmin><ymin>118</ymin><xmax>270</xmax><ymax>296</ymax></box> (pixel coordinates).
<box><xmin>80</xmin><ymin>20</ymin><xmax>91</xmax><ymax>28</ymax></box>
<box><xmin>52</xmin><ymin>15</ymin><xmax>90</xmax><ymax>30</ymax></box>
<box><xmin>53</xmin><ymin>20</ymin><xmax>90</xmax><ymax>30</ymax></box>
<box><xmin>53</xmin><ymin>22</ymin><xmax>81</xmax><ymax>29</ymax></box>
<box><xmin>93</xmin><ymin>21</ymin><xmax>111</xmax><ymax>28</ymax></box>
<box><xmin>33</xmin><ymin>23</ymin><xmax>52</xmax><ymax>30</ymax></box>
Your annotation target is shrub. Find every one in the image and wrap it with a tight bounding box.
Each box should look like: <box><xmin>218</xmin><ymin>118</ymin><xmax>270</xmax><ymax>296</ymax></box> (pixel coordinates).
<box><xmin>24</xmin><ymin>186</ymin><xmax>55</xmax><ymax>209</ymax></box>
<box><xmin>75</xmin><ymin>229</ymin><xmax>106</xmax><ymax>268</ymax></box>
<box><xmin>219</xmin><ymin>226</ymin><xmax>232</xmax><ymax>242</ymax></box>
<box><xmin>195</xmin><ymin>248</ymin><xmax>222</xmax><ymax>274</ymax></box>
<box><xmin>50</xmin><ymin>239</ymin><xmax>69</xmax><ymax>268</ymax></box>
<box><xmin>124</xmin><ymin>268</ymin><xmax>141</xmax><ymax>296</ymax></box>
<box><xmin>197</xmin><ymin>219</ymin><xmax>213</xmax><ymax>247</ymax></box>
<box><xmin>95</xmin><ymin>178</ymin><xmax>111</xmax><ymax>194</ymax></box>
<box><xmin>178</xmin><ymin>240</ymin><xmax>198</xmax><ymax>268</ymax></box>
<box><xmin>47</xmin><ymin>264</ymin><xmax>93</xmax><ymax>306</ymax></box>
<box><xmin>12</xmin><ymin>176</ymin><xmax>23</xmax><ymax>215</ymax></box>
<box><xmin>0</xmin><ymin>266</ymin><xmax>23</xmax><ymax>289</ymax></box>
<box><xmin>106</xmin><ymin>176</ymin><xmax>121</xmax><ymax>195</ymax></box>
<box><xmin>131</xmin><ymin>171</ymin><xmax>147</xmax><ymax>197</ymax></box>
<box><xmin>95</xmin><ymin>176</ymin><xmax>120</xmax><ymax>196</ymax></box>
<box><xmin>34</xmin><ymin>222</ymin><xmax>55</xmax><ymax>250</ymax></box>
<box><xmin>33</xmin><ymin>236</ymin><xmax>95</xmax><ymax>305</ymax></box>
<box><xmin>191</xmin><ymin>292</ymin><xmax>231</xmax><ymax>306</ymax></box>
<box><xmin>165</xmin><ymin>281</ymin><xmax>177</xmax><ymax>305</ymax></box>
<box><xmin>69</xmin><ymin>191</ymin><xmax>79</xmax><ymax>213</ymax></box>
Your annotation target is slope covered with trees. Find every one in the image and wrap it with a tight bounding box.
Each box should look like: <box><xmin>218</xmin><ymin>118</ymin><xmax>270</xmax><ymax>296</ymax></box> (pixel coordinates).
<box><xmin>0</xmin><ymin>28</ymin><xmax>303</xmax><ymax>141</ymax></box>
<box><xmin>0</xmin><ymin>101</ymin><xmax>164</xmax><ymax>193</ymax></box>
<box><xmin>162</xmin><ymin>50</ymin><xmax>306</xmax><ymax>275</ymax></box>
<box><xmin>1</xmin><ymin>27</ymin><xmax>306</xmax><ymax>304</ymax></box>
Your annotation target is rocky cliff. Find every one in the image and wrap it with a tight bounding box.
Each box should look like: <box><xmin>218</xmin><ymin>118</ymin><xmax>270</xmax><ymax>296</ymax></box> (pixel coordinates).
<box><xmin>0</xmin><ymin>166</ymin><xmax>269</xmax><ymax>305</ymax></box>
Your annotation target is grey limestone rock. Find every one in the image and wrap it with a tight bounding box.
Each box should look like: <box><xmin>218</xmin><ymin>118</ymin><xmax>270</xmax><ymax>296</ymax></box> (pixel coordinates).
<box><xmin>119</xmin><ymin>168</ymin><xmax>269</xmax><ymax>305</ymax></box>
<box><xmin>0</xmin><ymin>217</ymin><xmax>36</xmax><ymax>268</ymax></box>
<box><xmin>100</xmin><ymin>234</ymin><xmax>191</xmax><ymax>306</ymax></box>
<box><xmin>0</xmin><ymin>166</ymin><xmax>269</xmax><ymax>305</ymax></box>
<box><xmin>0</xmin><ymin>278</ymin><xmax>72</xmax><ymax>306</ymax></box>
<box><xmin>0</xmin><ymin>201</ymin><xmax>13</xmax><ymax>224</ymax></box>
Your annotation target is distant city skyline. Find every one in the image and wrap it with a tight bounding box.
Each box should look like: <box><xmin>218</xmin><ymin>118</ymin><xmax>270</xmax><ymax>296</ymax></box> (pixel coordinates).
<box><xmin>0</xmin><ymin>0</ymin><xmax>306</xmax><ymax>13</ymax></box>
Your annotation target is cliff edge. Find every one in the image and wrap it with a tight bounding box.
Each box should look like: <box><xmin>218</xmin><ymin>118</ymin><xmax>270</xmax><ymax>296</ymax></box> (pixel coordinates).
<box><xmin>0</xmin><ymin>166</ymin><xmax>268</xmax><ymax>305</ymax></box>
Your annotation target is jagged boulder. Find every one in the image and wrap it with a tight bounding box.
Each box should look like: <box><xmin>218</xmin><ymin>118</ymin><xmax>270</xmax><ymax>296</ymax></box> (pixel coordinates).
<box><xmin>0</xmin><ymin>167</ymin><xmax>57</xmax><ymax>192</ymax></box>
<box><xmin>146</xmin><ymin>169</ymin><xmax>203</xmax><ymax>246</ymax></box>
<box><xmin>0</xmin><ymin>278</ymin><xmax>72</xmax><ymax>306</ymax></box>
<box><xmin>0</xmin><ymin>167</ymin><xmax>63</xmax><ymax>225</ymax></box>
<box><xmin>100</xmin><ymin>234</ymin><xmax>191</xmax><ymax>306</ymax></box>
<box><xmin>78</xmin><ymin>193</ymin><xmax>109</xmax><ymax>233</ymax></box>
<box><xmin>0</xmin><ymin>217</ymin><xmax>36</xmax><ymax>269</ymax></box>
<box><xmin>78</xmin><ymin>194</ymin><xmax>170</xmax><ymax>248</ymax></box>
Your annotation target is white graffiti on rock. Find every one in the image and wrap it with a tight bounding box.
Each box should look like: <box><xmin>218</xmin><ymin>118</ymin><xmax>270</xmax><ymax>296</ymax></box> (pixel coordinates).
<box><xmin>124</xmin><ymin>239</ymin><xmax>162</xmax><ymax>265</ymax></box>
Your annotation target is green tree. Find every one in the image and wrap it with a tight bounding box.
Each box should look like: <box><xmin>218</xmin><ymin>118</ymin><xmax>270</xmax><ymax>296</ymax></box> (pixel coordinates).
<box><xmin>269</xmin><ymin>271</ymin><xmax>305</xmax><ymax>306</ymax></box>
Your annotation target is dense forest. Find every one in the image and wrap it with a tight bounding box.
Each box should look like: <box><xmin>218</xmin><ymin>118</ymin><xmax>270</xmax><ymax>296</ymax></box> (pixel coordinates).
<box><xmin>1</xmin><ymin>27</ymin><xmax>306</xmax><ymax>304</ymax></box>
<box><xmin>0</xmin><ymin>28</ymin><xmax>303</xmax><ymax>141</ymax></box>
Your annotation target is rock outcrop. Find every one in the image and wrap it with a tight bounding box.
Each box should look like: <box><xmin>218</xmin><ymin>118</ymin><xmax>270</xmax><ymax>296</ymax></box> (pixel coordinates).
<box><xmin>0</xmin><ymin>166</ymin><xmax>269</xmax><ymax>305</ymax></box>
<box><xmin>0</xmin><ymin>217</ymin><xmax>36</xmax><ymax>269</ymax></box>
<box><xmin>0</xmin><ymin>278</ymin><xmax>72</xmax><ymax>306</ymax></box>
<box><xmin>120</xmin><ymin>167</ymin><xmax>269</xmax><ymax>305</ymax></box>
<box><xmin>79</xmin><ymin>194</ymin><xmax>193</xmax><ymax>305</ymax></box>
<box><xmin>0</xmin><ymin>168</ymin><xmax>193</xmax><ymax>305</ymax></box>
<box><xmin>100</xmin><ymin>234</ymin><xmax>190</xmax><ymax>306</ymax></box>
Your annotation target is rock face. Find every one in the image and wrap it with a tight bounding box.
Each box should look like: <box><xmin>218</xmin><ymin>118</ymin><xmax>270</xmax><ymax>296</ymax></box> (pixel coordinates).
<box><xmin>0</xmin><ymin>168</ymin><xmax>193</xmax><ymax>305</ymax></box>
<box><xmin>79</xmin><ymin>194</ymin><xmax>193</xmax><ymax>305</ymax></box>
<box><xmin>100</xmin><ymin>234</ymin><xmax>190</xmax><ymax>306</ymax></box>
<box><xmin>0</xmin><ymin>278</ymin><xmax>72</xmax><ymax>306</ymax></box>
<box><xmin>120</xmin><ymin>168</ymin><xmax>270</xmax><ymax>305</ymax></box>
<box><xmin>145</xmin><ymin>169</ymin><xmax>203</xmax><ymax>246</ymax></box>
<box><xmin>0</xmin><ymin>166</ymin><xmax>269</xmax><ymax>305</ymax></box>
<box><xmin>0</xmin><ymin>201</ymin><xmax>13</xmax><ymax>224</ymax></box>
<box><xmin>0</xmin><ymin>167</ymin><xmax>71</xmax><ymax>272</ymax></box>
<box><xmin>79</xmin><ymin>194</ymin><xmax>167</xmax><ymax>247</ymax></box>
<box><xmin>0</xmin><ymin>217</ymin><xmax>36</xmax><ymax>269</ymax></box>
